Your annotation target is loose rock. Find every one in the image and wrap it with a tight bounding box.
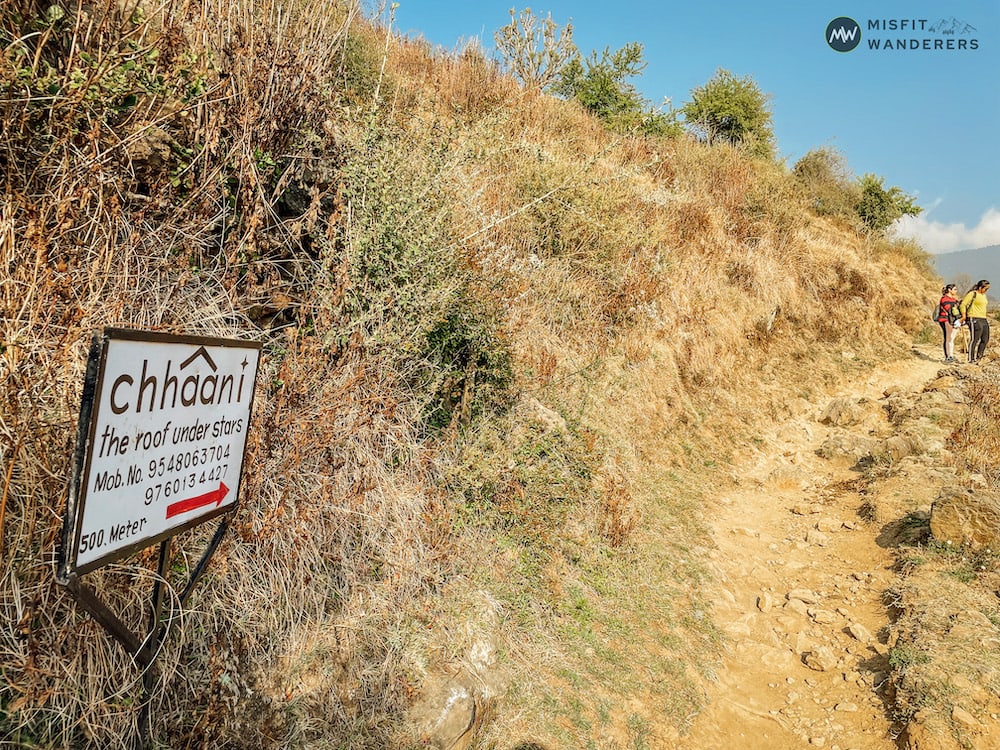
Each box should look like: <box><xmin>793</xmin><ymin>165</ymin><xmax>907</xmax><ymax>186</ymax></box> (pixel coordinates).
<box><xmin>808</xmin><ymin>608</ymin><xmax>837</xmax><ymax>624</ymax></box>
<box><xmin>804</xmin><ymin>647</ymin><xmax>839</xmax><ymax>672</ymax></box>
<box><xmin>951</xmin><ymin>705</ymin><xmax>980</xmax><ymax>731</ymax></box>
<box><xmin>788</xmin><ymin>589</ymin><xmax>821</xmax><ymax>604</ymax></box>
<box><xmin>847</xmin><ymin>623</ymin><xmax>873</xmax><ymax>643</ymax></box>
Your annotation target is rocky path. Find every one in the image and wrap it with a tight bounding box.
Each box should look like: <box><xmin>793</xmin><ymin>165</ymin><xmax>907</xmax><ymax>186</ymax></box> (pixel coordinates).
<box><xmin>678</xmin><ymin>345</ymin><xmax>946</xmax><ymax>750</ymax></box>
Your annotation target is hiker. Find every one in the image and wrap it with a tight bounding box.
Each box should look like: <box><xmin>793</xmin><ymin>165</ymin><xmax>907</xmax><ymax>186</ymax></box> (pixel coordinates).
<box><xmin>935</xmin><ymin>283</ymin><xmax>962</xmax><ymax>363</ymax></box>
<box><xmin>959</xmin><ymin>279</ymin><xmax>991</xmax><ymax>363</ymax></box>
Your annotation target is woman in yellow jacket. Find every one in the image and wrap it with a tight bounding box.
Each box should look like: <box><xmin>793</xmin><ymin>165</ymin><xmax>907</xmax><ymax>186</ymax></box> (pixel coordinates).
<box><xmin>959</xmin><ymin>279</ymin><xmax>991</xmax><ymax>362</ymax></box>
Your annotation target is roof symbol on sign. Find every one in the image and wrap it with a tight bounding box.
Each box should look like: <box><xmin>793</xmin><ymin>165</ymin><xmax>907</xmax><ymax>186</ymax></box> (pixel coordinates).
<box><xmin>180</xmin><ymin>346</ymin><xmax>218</xmax><ymax>372</ymax></box>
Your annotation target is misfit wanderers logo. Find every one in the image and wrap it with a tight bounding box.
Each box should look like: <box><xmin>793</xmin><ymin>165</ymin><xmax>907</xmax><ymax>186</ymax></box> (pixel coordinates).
<box><xmin>827</xmin><ymin>16</ymin><xmax>979</xmax><ymax>52</ymax></box>
<box><xmin>827</xmin><ymin>17</ymin><xmax>861</xmax><ymax>52</ymax></box>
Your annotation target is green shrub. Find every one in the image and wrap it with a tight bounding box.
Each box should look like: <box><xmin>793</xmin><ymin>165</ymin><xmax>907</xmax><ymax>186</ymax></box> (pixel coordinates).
<box><xmin>317</xmin><ymin>121</ymin><xmax>513</xmax><ymax>433</ymax></box>
<box><xmin>681</xmin><ymin>68</ymin><xmax>776</xmax><ymax>159</ymax></box>
<box><xmin>446</xmin><ymin>413</ymin><xmax>595</xmax><ymax>545</ymax></box>
<box><xmin>422</xmin><ymin>305</ymin><xmax>514</xmax><ymax>430</ymax></box>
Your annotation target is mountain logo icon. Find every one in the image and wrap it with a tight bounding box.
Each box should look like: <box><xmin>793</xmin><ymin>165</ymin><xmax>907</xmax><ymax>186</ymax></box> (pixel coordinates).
<box><xmin>928</xmin><ymin>17</ymin><xmax>977</xmax><ymax>35</ymax></box>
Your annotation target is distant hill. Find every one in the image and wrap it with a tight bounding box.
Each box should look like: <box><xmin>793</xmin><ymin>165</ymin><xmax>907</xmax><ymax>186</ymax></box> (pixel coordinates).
<box><xmin>932</xmin><ymin>245</ymin><xmax>1000</xmax><ymax>287</ymax></box>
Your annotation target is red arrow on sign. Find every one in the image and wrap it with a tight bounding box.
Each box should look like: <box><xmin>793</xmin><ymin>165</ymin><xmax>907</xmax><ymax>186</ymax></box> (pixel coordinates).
<box><xmin>166</xmin><ymin>482</ymin><xmax>229</xmax><ymax>519</ymax></box>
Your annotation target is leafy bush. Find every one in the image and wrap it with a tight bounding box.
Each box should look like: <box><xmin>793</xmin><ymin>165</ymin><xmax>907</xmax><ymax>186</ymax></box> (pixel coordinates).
<box><xmin>855</xmin><ymin>173</ymin><xmax>921</xmax><ymax>234</ymax></box>
<box><xmin>318</xmin><ymin>122</ymin><xmax>514</xmax><ymax>433</ymax></box>
<box><xmin>339</xmin><ymin>26</ymin><xmax>392</xmax><ymax>106</ymax></box>
<box><xmin>422</xmin><ymin>306</ymin><xmax>514</xmax><ymax>430</ymax></box>
<box><xmin>445</xmin><ymin>412</ymin><xmax>595</xmax><ymax>545</ymax></box>
<box><xmin>554</xmin><ymin>42</ymin><xmax>680</xmax><ymax>136</ymax></box>
<box><xmin>681</xmin><ymin>68</ymin><xmax>775</xmax><ymax>159</ymax></box>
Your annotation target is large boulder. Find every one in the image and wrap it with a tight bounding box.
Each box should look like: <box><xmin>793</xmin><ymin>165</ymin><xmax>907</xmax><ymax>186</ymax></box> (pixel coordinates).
<box><xmin>410</xmin><ymin>675</ymin><xmax>479</xmax><ymax>750</ymax></box>
<box><xmin>930</xmin><ymin>487</ymin><xmax>1000</xmax><ymax>550</ymax></box>
<box><xmin>410</xmin><ymin>621</ymin><xmax>504</xmax><ymax>749</ymax></box>
<box><xmin>817</xmin><ymin>429</ymin><xmax>878</xmax><ymax>463</ymax></box>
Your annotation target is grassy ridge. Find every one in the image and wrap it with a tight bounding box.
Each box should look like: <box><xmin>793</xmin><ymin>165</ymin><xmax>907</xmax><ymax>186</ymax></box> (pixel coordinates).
<box><xmin>1</xmin><ymin>2</ymin><xmax>937</xmax><ymax>747</ymax></box>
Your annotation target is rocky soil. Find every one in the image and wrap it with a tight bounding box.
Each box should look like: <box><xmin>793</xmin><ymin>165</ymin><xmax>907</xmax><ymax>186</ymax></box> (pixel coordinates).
<box><xmin>677</xmin><ymin>342</ymin><xmax>999</xmax><ymax>750</ymax></box>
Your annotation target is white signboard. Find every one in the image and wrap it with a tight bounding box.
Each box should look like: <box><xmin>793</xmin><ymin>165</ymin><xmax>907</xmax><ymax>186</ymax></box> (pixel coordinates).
<box><xmin>60</xmin><ymin>329</ymin><xmax>261</xmax><ymax>577</ymax></box>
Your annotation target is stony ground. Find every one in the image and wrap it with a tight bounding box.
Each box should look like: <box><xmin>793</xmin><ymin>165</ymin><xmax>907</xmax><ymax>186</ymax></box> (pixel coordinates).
<box><xmin>676</xmin><ymin>343</ymin><xmax>950</xmax><ymax>750</ymax></box>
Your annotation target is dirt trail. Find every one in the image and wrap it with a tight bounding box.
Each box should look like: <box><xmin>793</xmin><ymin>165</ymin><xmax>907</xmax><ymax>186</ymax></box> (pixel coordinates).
<box><xmin>678</xmin><ymin>344</ymin><xmax>945</xmax><ymax>750</ymax></box>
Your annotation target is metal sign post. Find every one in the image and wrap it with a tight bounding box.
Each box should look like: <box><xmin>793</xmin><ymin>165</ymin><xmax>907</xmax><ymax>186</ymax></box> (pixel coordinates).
<box><xmin>137</xmin><ymin>537</ymin><xmax>171</xmax><ymax>749</ymax></box>
<box><xmin>56</xmin><ymin>328</ymin><xmax>261</xmax><ymax>747</ymax></box>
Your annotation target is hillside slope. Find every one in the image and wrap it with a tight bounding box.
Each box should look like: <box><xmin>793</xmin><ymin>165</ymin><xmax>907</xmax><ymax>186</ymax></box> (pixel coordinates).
<box><xmin>0</xmin><ymin>3</ymin><xmax>941</xmax><ymax>748</ymax></box>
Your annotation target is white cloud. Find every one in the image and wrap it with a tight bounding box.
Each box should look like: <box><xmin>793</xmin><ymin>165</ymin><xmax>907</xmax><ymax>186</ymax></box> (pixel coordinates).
<box><xmin>891</xmin><ymin>207</ymin><xmax>1000</xmax><ymax>254</ymax></box>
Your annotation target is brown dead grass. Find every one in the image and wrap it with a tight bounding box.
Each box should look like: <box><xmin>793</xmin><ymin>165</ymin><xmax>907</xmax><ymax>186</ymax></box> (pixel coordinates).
<box><xmin>875</xmin><ymin>368</ymin><xmax>1000</xmax><ymax>750</ymax></box>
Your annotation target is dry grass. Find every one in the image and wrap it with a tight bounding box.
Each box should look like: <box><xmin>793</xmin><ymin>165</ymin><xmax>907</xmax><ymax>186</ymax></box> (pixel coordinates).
<box><xmin>879</xmin><ymin>368</ymin><xmax>1000</xmax><ymax>749</ymax></box>
<box><xmin>950</xmin><ymin>373</ymin><xmax>1000</xmax><ymax>483</ymax></box>
<box><xmin>887</xmin><ymin>553</ymin><xmax>1000</xmax><ymax>748</ymax></box>
<box><xmin>1</xmin><ymin>2</ymin><xmax>940</xmax><ymax>748</ymax></box>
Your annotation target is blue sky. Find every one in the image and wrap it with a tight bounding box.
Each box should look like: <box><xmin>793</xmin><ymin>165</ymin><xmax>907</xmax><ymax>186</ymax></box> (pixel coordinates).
<box><xmin>384</xmin><ymin>1</ymin><xmax>999</xmax><ymax>254</ymax></box>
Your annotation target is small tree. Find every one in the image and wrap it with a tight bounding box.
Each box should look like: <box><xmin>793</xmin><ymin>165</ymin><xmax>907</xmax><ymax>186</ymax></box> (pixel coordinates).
<box><xmin>855</xmin><ymin>173</ymin><xmax>921</xmax><ymax>234</ymax></box>
<box><xmin>494</xmin><ymin>7</ymin><xmax>576</xmax><ymax>92</ymax></box>
<box><xmin>554</xmin><ymin>42</ymin><xmax>679</xmax><ymax>135</ymax></box>
<box><xmin>681</xmin><ymin>68</ymin><xmax>775</xmax><ymax>159</ymax></box>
